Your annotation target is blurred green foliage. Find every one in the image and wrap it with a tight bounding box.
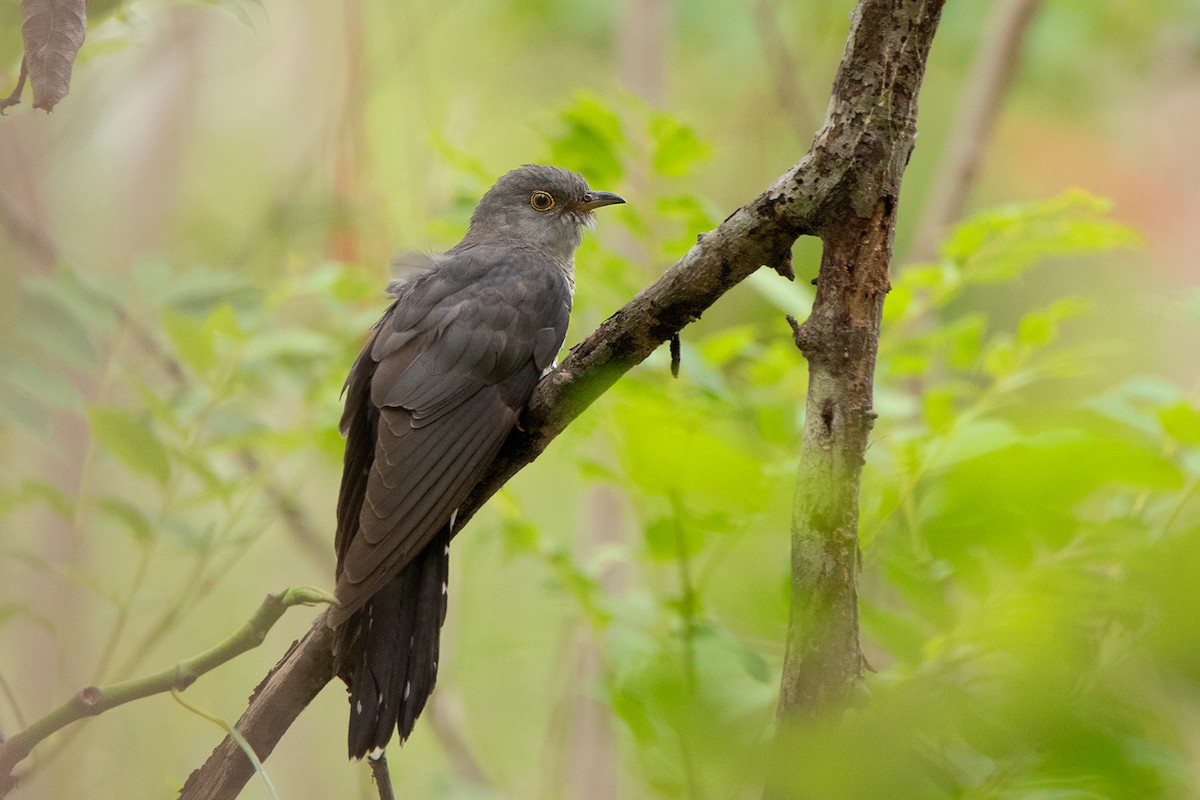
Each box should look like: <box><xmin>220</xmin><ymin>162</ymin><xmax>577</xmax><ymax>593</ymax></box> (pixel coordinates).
<box><xmin>2</xmin><ymin>1</ymin><xmax>1200</xmax><ymax>798</ymax></box>
<box><xmin>5</xmin><ymin>97</ymin><xmax>1200</xmax><ymax>798</ymax></box>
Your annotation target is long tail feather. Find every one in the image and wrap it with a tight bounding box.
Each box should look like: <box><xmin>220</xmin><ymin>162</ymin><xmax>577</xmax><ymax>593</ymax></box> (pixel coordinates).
<box><xmin>335</xmin><ymin>523</ymin><xmax>450</xmax><ymax>759</ymax></box>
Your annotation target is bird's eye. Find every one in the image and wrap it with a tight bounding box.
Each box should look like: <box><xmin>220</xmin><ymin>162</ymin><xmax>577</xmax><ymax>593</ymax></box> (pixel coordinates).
<box><xmin>530</xmin><ymin>191</ymin><xmax>555</xmax><ymax>212</ymax></box>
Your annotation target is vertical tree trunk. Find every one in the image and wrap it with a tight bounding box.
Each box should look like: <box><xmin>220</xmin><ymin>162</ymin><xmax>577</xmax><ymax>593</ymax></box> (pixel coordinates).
<box><xmin>772</xmin><ymin>0</ymin><xmax>945</xmax><ymax>769</ymax></box>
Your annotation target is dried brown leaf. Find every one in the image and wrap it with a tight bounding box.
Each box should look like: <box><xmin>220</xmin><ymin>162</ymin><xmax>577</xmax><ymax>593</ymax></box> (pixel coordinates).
<box><xmin>21</xmin><ymin>0</ymin><xmax>86</xmax><ymax>112</ymax></box>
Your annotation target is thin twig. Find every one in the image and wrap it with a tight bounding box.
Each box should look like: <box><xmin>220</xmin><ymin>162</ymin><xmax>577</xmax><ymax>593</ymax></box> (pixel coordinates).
<box><xmin>427</xmin><ymin>698</ymin><xmax>491</xmax><ymax>788</ymax></box>
<box><xmin>115</xmin><ymin>304</ymin><xmax>332</xmax><ymax>569</ymax></box>
<box><xmin>0</xmin><ymin>587</ymin><xmax>334</xmax><ymax>791</ymax></box>
<box><xmin>179</xmin><ymin>614</ymin><xmax>337</xmax><ymax>798</ymax></box>
<box><xmin>171</xmin><ymin>691</ymin><xmax>280</xmax><ymax>800</ymax></box>
<box><xmin>751</xmin><ymin>0</ymin><xmax>817</xmax><ymax>136</ymax></box>
<box><xmin>0</xmin><ymin>670</ymin><xmax>26</xmax><ymax>732</ymax></box>
<box><xmin>368</xmin><ymin>753</ymin><xmax>396</xmax><ymax>800</ymax></box>
<box><xmin>237</xmin><ymin>451</ymin><xmax>329</xmax><ymax>566</ymax></box>
<box><xmin>670</xmin><ymin>493</ymin><xmax>698</xmax><ymax>692</ymax></box>
<box><xmin>909</xmin><ymin>0</ymin><xmax>1045</xmax><ymax>262</ymax></box>
<box><xmin>0</xmin><ymin>59</ymin><xmax>27</xmax><ymax>115</ymax></box>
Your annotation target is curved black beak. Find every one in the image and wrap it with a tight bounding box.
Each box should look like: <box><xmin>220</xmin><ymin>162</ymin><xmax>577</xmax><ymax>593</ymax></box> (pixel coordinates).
<box><xmin>578</xmin><ymin>190</ymin><xmax>626</xmax><ymax>211</ymax></box>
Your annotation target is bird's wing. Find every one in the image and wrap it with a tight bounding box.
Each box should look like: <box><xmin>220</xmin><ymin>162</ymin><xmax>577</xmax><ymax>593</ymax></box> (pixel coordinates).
<box><xmin>332</xmin><ymin>250</ymin><xmax>570</xmax><ymax>624</ymax></box>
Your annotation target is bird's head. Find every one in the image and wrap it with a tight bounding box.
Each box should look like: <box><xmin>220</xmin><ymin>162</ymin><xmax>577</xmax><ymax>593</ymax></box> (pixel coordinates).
<box><xmin>461</xmin><ymin>165</ymin><xmax>625</xmax><ymax>261</ymax></box>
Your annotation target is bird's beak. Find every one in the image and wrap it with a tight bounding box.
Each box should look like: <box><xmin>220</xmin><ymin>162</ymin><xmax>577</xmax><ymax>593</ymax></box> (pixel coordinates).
<box><xmin>577</xmin><ymin>191</ymin><xmax>626</xmax><ymax>211</ymax></box>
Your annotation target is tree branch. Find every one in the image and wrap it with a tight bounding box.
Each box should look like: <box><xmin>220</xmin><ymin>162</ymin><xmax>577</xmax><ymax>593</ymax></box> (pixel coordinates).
<box><xmin>180</xmin><ymin>612</ymin><xmax>336</xmax><ymax>799</ymax></box>
<box><xmin>0</xmin><ymin>59</ymin><xmax>28</xmax><ymax>115</ymax></box>
<box><xmin>0</xmin><ymin>587</ymin><xmax>333</xmax><ymax>795</ymax></box>
<box><xmin>909</xmin><ymin>0</ymin><xmax>1043</xmax><ymax>262</ymax></box>
<box><xmin>368</xmin><ymin>754</ymin><xmax>395</xmax><ymax>800</ymax></box>
<box><xmin>769</xmin><ymin>0</ymin><xmax>944</xmax><ymax>793</ymax></box>
<box><xmin>182</xmin><ymin>1</ymin><xmax>947</xmax><ymax>796</ymax></box>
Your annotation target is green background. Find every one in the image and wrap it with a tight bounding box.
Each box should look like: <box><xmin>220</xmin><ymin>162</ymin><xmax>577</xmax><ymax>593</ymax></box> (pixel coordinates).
<box><xmin>1</xmin><ymin>0</ymin><xmax>1199</xmax><ymax>797</ymax></box>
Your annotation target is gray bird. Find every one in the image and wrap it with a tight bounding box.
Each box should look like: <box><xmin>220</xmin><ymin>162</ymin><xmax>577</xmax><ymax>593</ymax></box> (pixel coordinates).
<box><xmin>331</xmin><ymin>165</ymin><xmax>624</xmax><ymax>759</ymax></box>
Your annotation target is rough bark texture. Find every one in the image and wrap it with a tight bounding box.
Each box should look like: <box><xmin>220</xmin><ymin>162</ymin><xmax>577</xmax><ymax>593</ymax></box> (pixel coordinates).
<box><xmin>181</xmin><ymin>1</ymin><xmax>946</xmax><ymax>796</ymax></box>
<box><xmin>177</xmin><ymin>614</ymin><xmax>335</xmax><ymax>799</ymax></box>
<box><xmin>774</xmin><ymin>0</ymin><xmax>944</xmax><ymax>740</ymax></box>
<box><xmin>763</xmin><ymin>3</ymin><xmax>946</xmax><ymax>796</ymax></box>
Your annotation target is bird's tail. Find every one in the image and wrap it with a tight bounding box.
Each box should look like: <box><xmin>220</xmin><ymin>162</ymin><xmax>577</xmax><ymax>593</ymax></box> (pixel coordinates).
<box><xmin>334</xmin><ymin>523</ymin><xmax>450</xmax><ymax>759</ymax></box>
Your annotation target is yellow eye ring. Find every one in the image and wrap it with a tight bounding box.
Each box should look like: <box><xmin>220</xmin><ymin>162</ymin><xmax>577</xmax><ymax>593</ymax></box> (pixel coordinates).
<box><xmin>530</xmin><ymin>190</ymin><xmax>555</xmax><ymax>211</ymax></box>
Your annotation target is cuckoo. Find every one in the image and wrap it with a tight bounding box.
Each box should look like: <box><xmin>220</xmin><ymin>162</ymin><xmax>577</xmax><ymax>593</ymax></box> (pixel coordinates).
<box><xmin>331</xmin><ymin>165</ymin><xmax>624</xmax><ymax>759</ymax></box>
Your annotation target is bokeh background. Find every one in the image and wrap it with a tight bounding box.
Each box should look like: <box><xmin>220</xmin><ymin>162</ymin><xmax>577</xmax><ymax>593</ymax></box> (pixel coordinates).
<box><xmin>2</xmin><ymin>0</ymin><xmax>1199</xmax><ymax>797</ymax></box>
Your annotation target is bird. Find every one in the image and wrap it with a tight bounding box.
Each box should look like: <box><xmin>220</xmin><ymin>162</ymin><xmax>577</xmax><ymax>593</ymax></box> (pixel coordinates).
<box><xmin>330</xmin><ymin>164</ymin><xmax>625</xmax><ymax>759</ymax></box>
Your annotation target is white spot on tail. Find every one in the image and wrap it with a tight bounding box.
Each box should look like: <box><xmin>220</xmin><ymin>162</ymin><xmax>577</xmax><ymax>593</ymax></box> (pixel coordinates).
<box><xmin>404</xmin><ymin>681</ymin><xmax>411</xmax><ymax>700</ymax></box>
<box><xmin>441</xmin><ymin>581</ymin><xmax>448</xmax><ymax>595</ymax></box>
<box><xmin>378</xmin><ymin>692</ymin><xmax>384</xmax><ymax>706</ymax></box>
<box><xmin>368</xmin><ymin>746</ymin><xmax>385</xmax><ymax>760</ymax></box>
<box><xmin>356</xmin><ymin>700</ymin><xmax>363</xmax><ymax>714</ymax></box>
<box><xmin>449</xmin><ymin>509</ymin><xmax>458</xmax><ymax>530</ymax></box>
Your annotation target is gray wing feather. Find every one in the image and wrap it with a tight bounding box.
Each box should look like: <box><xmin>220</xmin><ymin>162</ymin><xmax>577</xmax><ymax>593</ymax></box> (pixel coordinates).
<box><xmin>332</xmin><ymin>246</ymin><xmax>571</xmax><ymax>625</ymax></box>
<box><xmin>534</xmin><ymin>326</ymin><xmax>564</xmax><ymax>371</ymax></box>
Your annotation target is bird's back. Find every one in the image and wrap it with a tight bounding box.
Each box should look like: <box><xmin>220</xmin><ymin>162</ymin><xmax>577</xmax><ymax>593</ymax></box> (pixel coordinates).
<box><xmin>332</xmin><ymin>244</ymin><xmax>571</xmax><ymax>757</ymax></box>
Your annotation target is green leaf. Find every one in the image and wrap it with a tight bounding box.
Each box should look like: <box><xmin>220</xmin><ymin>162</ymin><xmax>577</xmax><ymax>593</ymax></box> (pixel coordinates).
<box><xmin>944</xmin><ymin>190</ymin><xmax>1140</xmax><ymax>283</ymax></box>
<box><xmin>91</xmin><ymin>496</ymin><xmax>155</xmax><ymax>544</ymax></box>
<box><xmin>204</xmin><ymin>303</ymin><xmax>245</xmax><ymax>342</ymax></box>
<box><xmin>656</xmin><ymin>194</ymin><xmax>721</xmax><ymax>258</ymax></box>
<box><xmin>921</xmin><ymin>386</ymin><xmax>964</xmax><ymax>434</ymax></box>
<box><xmin>983</xmin><ymin>335</ymin><xmax>1018</xmax><ymax>377</ymax></box>
<box><xmin>17</xmin><ymin>281</ymin><xmax>97</xmax><ymax>366</ymax></box>
<box><xmin>26</xmin><ymin>269</ymin><xmax>120</xmax><ymax>336</ymax></box>
<box><xmin>945</xmin><ymin>314</ymin><xmax>986</xmax><ymax>369</ymax></box>
<box><xmin>0</xmin><ymin>353</ymin><xmax>82</xmax><ymax>413</ymax></box>
<box><xmin>746</xmin><ymin>269</ymin><xmax>814</xmax><ymax>317</ymax></box>
<box><xmin>698</xmin><ymin>325</ymin><xmax>758</xmax><ymax>368</ymax></box>
<box><xmin>1158</xmin><ymin>402</ymin><xmax>1200</xmax><ymax>445</ymax></box>
<box><xmin>1086</xmin><ymin>376</ymin><xmax>1182</xmax><ymax>436</ymax></box>
<box><xmin>610</xmin><ymin>689</ymin><xmax>656</xmax><ymax>744</ymax></box>
<box><xmin>0</xmin><ymin>379</ymin><xmax>49</xmax><ymax>434</ymax></box>
<box><xmin>889</xmin><ymin>352</ymin><xmax>931</xmax><ymax>378</ymax></box>
<box><xmin>738</xmin><ymin>647</ymin><xmax>772</xmax><ymax>683</ymax></box>
<box><xmin>87</xmin><ymin>406</ymin><xmax>172</xmax><ymax>484</ymax></box>
<box><xmin>242</xmin><ymin>329</ymin><xmax>338</xmax><ymax>365</ymax></box>
<box><xmin>0</xmin><ymin>601</ymin><xmax>55</xmax><ymax>633</ymax></box>
<box><xmin>0</xmin><ymin>479</ymin><xmax>74</xmax><ymax>518</ymax></box>
<box><xmin>649</xmin><ymin>112</ymin><xmax>711</xmax><ymax>177</ymax></box>
<box><xmin>611</xmin><ymin>381</ymin><xmax>766</xmax><ymax>510</ymax></box>
<box><xmin>163</xmin><ymin>309</ymin><xmax>217</xmax><ymax>375</ymax></box>
<box><xmin>1017</xmin><ymin>298</ymin><xmax>1089</xmax><ymax>348</ymax></box>
<box><xmin>501</xmin><ymin>516</ymin><xmax>539</xmax><ymax>559</ymax></box>
<box><xmin>548</xmin><ymin>93</ymin><xmax>626</xmax><ymax>187</ymax></box>
<box><xmin>929</xmin><ymin>420</ymin><xmax>1024</xmax><ymax>472</ymax></box>
<box><xmin>643</xmin><ymin>517</ymin><xmax>677</xmax><ymax>561</ymax></box>
<box><xmin>576</xmin><ymin>457</ymin><xmax>623</xmax><ymax>485</ymax></box>
<box><xmin>136</xmin><ymin>263</ymin><xmax>260</xmax><ymax>315</ymax></box>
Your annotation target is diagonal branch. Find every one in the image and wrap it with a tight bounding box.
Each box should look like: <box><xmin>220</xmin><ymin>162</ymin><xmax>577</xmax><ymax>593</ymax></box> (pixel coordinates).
<box><xmin>909</xmin><ymin>0</ymin><xmax>1044</xmax><ymax>262</ymax></box>
<box><xmin>0</xmin><ymin>587</ymin><xmax>333</xmax><ymax>795</ymax></box>
<box><xmin>181</xmin><ymin>1</ymin><xmax>947</xmax><ymax>796</ymax></box>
